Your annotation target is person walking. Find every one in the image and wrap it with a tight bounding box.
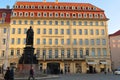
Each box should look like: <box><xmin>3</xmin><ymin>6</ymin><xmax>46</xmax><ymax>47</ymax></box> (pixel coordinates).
<box><xmin>28</xmin><ymin>67</ymin><xmax>35</xmax><ymax>80</ymax></box>
<box><xmin>10</xmin><ymin>68</ymin><xmax>14</xmax><ymax>80</ymax></box>
<box><xmin>4</xmin><ymin>67</ymin><xmax>10</xmax><ymax>80</ymax></box>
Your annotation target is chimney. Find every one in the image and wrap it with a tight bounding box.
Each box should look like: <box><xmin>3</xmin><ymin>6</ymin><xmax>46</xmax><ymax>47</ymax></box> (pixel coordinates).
<box><xmin>56</xmin><ymin>0</ymin><xmax>58</xmax><ymax>3</ymax></box>
<box><xmin>6</xmin><ymin>5</ymin><xmax>10</xmax><ymax>9</ymax></box>
<box><xmin>43</xmin><ymin>0</ymin><xmax>46</xmax><ymax>2</ymax></box>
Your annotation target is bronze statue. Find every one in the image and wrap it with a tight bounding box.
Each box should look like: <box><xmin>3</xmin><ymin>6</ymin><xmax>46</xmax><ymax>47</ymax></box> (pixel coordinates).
<box><xmin>26</xmin><ymin>26</ymin><xmax>34</xmax><ymax>46</ymax></box>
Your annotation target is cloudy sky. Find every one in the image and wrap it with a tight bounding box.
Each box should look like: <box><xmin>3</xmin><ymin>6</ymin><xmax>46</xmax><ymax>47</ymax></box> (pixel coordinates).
<box><xmin>0</xmin><ymin>0</ymin><xmax>120</xmax><ymax>34</ymax></box>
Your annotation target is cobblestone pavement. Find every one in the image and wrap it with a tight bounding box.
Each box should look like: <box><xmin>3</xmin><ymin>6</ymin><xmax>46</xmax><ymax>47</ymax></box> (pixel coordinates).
<box><xmin>43</xmin><ymin>73</ymin><xmax>120</xmax><ymax>80</ymax></box>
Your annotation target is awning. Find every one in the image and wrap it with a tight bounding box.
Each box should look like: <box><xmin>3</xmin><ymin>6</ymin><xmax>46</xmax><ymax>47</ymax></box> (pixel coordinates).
<box><xmin>87</xmin><ymin>62</ymin><xmax>97</xmax><ymax>64</ymax></box>
<box><xmin>100</xmin><ymin>62</ymin><xmax>107</xmax><ymax>64</ymax></box>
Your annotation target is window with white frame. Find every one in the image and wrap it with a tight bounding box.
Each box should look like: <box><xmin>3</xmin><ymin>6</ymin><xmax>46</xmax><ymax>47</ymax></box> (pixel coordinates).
<box><xmin>66</xmin><ymin>21</ymin><xmax>70</xmax><ymax>25</ymax></box>
<box><xmin>61</xmin><ymin>21</ymin><xmax>64</xmax><ymax>25</ymax></box>
<box><xmin>37</xmin><ymin>12</ymin><xmax>41</xmax><ymax>17</ymax></box>
<box><xmin>67</xmin><ymin>39</ymin><xmax>70</xmax><ymax>45</ymax></box>
<box><xmin>37</xmin><ymin>21</ymin><xmax>41</xmax><ymax>25</ymax></box>
<box><xmin>43</xmin><ymin>38</ymin><xmax>46</xmax><ymax>45</ymax></box>
<box><xmin>24</xmin><ymin>28</ymin><xmax>27</xmax><ymax>34</ymax></box>
<box><xmin>79</xmin><ymin>39</ymin><xmax>83</xmax><ymax>45</ymax></box>
<box><xmin>43</xmin><ymin>21</ymin><xmax>46</xmax><ymax>25</ymax></box>
<box><xmin>73</xmin><ymin>21</ymin><xmax>76</xmax><ymax>25</ymax></box>
<box><xmin>60</xmin><ymin>6</ymin><xmax>64</xmax><ymax>9</ymax></box>
<box><xmin>67</xmin><ymin>29</ymin><xmax>70</xmax><ymax>35</ymax></box>
<box><xmin>44</xmin><ymin>5</ymin><xmax>47</xmax><ymax>9</ymax></box>
<box><xmin>96</xmin><ymin>39</ymin><xmax>100</xmax><ymax>45</ymax></box>
<box><xmin>49</xmin><ymin>39</ymin><xmax>52</xmax><ymax>45</ymax></box>
<box><xmin>91</xmin><ymin>48</ymin><xmax>95</xmax><ymax>56</ymax></box>
<box><xmin>60</xmin><ymin>13</ymin><xmax>64</xmax><ymax>17</ymax></box>
<box><xmin>12</xmin><ymin>28</ymin><xmax>15</xmax><ymax>34</ymax></box>
<box><xmin>55</xmin><ymin>39</ymin><xmax>58</xmax><ymax>45</ymax></box>
<box><xmin>101</xmin><ymin>29</ymin><xmax>105</xmax><ymax>35</ymax></box>
<box><xmin>11</xmin><ymin>38</ymin><xmax>14</xmax><ymax>44</ymax></box>
<box><xmin>17</xmin><ymin>38</ymin><xmax>21</xmax><ymax>44</ymax></box>
<box><xmin>77</xmin><ymin>6</ymin><xmax>80</xmax><ymax>10</ymax></box>
<box><xmin>30</xmin><ymin>20</ymin><xmax>33</xmax><ymax>25</ymax></box>
<box><xmin>49</xmin><ymin>21</ymin><xmax>52</xmax><ymax>25</ymax></box>
<box><xmin>72</xmin><ymin>6</ymin><xmax>75</xmax><ymax>10</ymax></box>
<box><xmin>84</xmin><ymin>21</ymin><xmax>87</xmax><ymax>26</ymax></box>
<box><xmin>95</xmin><ymin>21</ymin><xmax>98</xmax><ymax>26</ymax></box>
<box><xmin>18</xmin><ymin>20</ymin><xmax>22</xmax><ymax>24</ymax></box>
<box><xmin>49</xmin><ymin>13</ymin><xmax>53</xmax><ymax>17</ymax></box>
<box><xmin>13</xmin><ymin>20</ymin><xmax>16</xmax><ymax>24</ymax></box>
<box><xmin>73</xmin><ymin>29</ymin><xmax>76</xmax><ymax>35</ymax></box>
<box><xmin>20</xmin><ymin>5</ymin><xmax>24</xmax><ymax>8</ymax></box>
<box><xmin>55</xmin><ymin>21</ymin><xmax>58</xmax><ymax>25</ymax></box>
<box><xmin>49</xmin><ymin>29</ymin><xmax>52</xmax><ymax>34</ymax></box>
<box><xmin>97</xmin><ymin>48</ymin><xmax>101</xmax><ymax>56</ymax></box>
<box><xmin>90</xmin><ymin>29</ymin><xmax>94</xmax><ymax>35</ymax></box>
<box><xmin>30</xmin><ymin>12</ymin><xmax>34</xmax><ymax>17</ymax></box>
<box><xmin>78</xmin><ymin>14</ymin><xmax>82</xmax><ymax>18</ymax></box>
<box><xmin>19</xmin><ymin>12</ymin><xmax>23</xmax><ymax>17</ymax></box>
<box><xmin>15</xmin><ymin>5</ymin><xmax>18</xmax><ymax>8</ymax></box>
<box><xmin>79</xmin><ymin>29</ymin><xmax>82</xmax><ymax>35</ymax></box>
<box><xmin>37</xmin><ymin>38</ymin><xmax>40</xmax><ymax>44</ymax></box>
<box><xmin>24</xmin><ymin>12</ymin><xmax>28</xmax><ymax>17</ymax></box>
<box><xmin>13</xmin><ymin>12</ymin><xmax>17</xmax><ymax>17</ymax></box>
<box><xmin>43</xmin><ymin>29</ymin><xmax>46</xmax><ymax>34</ymax></box>
<box><xmin>17</xmin><ymin>49</ymin><xmax>20</xmax><ymax>56</ymax></box>
<box><xmin>73</xmin><ymin>39</ymin><xmax>77</xmax><ymax>45</ymax></box>
<box><xmin>37</xmin><ymin>28</ymin><xmax>40</xmax><ymax>34</ymax></box>
<box><xmin>100</xmin><ymin>21</ymin><xmax>104</xmax><ymax>26</ymax></box>
<box><xmin>94</xmin><ymin>14</ymin><xmax>98</xmax><ymax>18</ymax></box>
<box><xmin>100</xmin><ymin>14</ymin><xmax>104</xmax><ymax>18</ymax></box>
<box><xmin>43</xmin><ymin>12</ymin><xmax>47</xmax><ymax>17</ymax></box>
<box><xmin>55</xmin><ymin>29</ymin><xmax>58</xmax><ymax>34</ymax></box>
<box><xmin>102</xmin><ymin>39</ymin><xmax>106</xmax><ymax>45</ymax></box>
<box><xmin>61</xmin><ymin>29</ymin><xmax>64</xmax><ymax>34</ymax></box>
<box><xmin>55</xmin><ymin>6</ymin><xmax>58</xmax><ymax>9</ymax></box>
<box><xmin>49</xmin><ymin>5</ymin><xmax>53</xmax><ymax>9</ymax></box>
<box><xmin>78</xmin><ymin>21</ymin><xmax>82</xmax><ymax>25</ymax></box>
<box><xmin>38</xmin><ymin>5</ymin><xmax>42</xmax><ymax>9</ymax></box>
<box><xmin>89</xmin><ymin>14</ymin><xmax>93</xmax><ymax>18</ymax></box>
<box><xmin>85</xmin><ymin>39</ymin><xmax>89</xmax><ymax>45</ymax></box>
<box><xmin>66</xmin><ymin>13</ymin><xmax>70</xmax><ymax>18</ymax></box>
<box><xmin>18</xmin><ymin>28</ymin><xmax>21</xmax><ymax>34</ymax></box>
<box><xmin>90</xmin><ymin>21</ymin><xmax>93</xmax><ymax>26</ymax></box>
<box><xmin>66</xmin><ymin>6</ymin><xmax>69</xmax><ymax>10</ymax></box>
<box><xmin>61</xmin><ymin>39</ymin><xmax>64</xmax><ymax>45</ymax></box>
<box><xmin>96</xmin><ymin>29</ymin><xmax>99</xmax><ymax>35</ymax></box>
<box><xmin>24</xmin><ymin>20</ymin><xmax>28</xmax><ymax>24</ymax></box>
<box><xmin>103</xmin><ymin>48</ymin><xmax>107</xmax><ymax>56</ymax></box>
<box><xmin>25</xmin><ymin>5</ymin><xmax>29</xmax><ymax>8</ymax></box>
<box><xmin>31</xmin><ymin>5</ymin><xmax>35</xmax><ymax>9</ymax></box>
<box><xmin>83</xmin><ymin>13</ymin><xmax>87</xmax><ymax>18</ymax></box>
<box><xmin>84</xmin><ymin>29</ymin><xmax>88</xmax><ymax>35</ymax></box>
<box><xmin>91</xmin><ymin>39</ymin><xmax>94</xmax><ymax>45</ymax></box>
<box><xmin>23</xmin><ymin>38</ymin><xmax>26</xmax><ymax>44</ymax></box>
<box><xmin>72</xmin><ymin>13</ymin><xmax>76</xmax><ymax>18</ymax></box>
<box><xmin>55</xmin><ymin>13</ymin><xmax>58</xmax><ymax>17</ymax></box>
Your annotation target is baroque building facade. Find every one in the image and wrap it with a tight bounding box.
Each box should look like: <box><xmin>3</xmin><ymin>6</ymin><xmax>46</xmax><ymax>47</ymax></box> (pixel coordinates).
<box><xmin>8</xmin><ymin>1</ymin><xmax>111</xmax><ymax>73</ymax></box>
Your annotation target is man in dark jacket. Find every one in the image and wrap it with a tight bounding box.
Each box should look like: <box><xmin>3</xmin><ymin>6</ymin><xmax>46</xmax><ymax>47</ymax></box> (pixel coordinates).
<box><xmin>28</xmin><ymin>67</ymin><xmax>35</xmax><ymax>80</ymax></box>
<box><xmin>4</xmin><ymin>67</ymin><xmax>10</xmax><ymax>80</ymax></box>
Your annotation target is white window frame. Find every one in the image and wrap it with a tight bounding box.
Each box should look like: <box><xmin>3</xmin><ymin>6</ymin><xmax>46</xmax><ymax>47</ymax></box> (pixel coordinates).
<box><xmin>49</xmin><ymin>13</ymin><xmax>53</xmax><ymax>17</ymax></box>
<box><xmin>38</xmin><ymin>5</ymin><xmax>42</xmax><ymax>9</ymax></box>
<box><xmin>78</xmin><ymin>13</ymin><xmax>82</xmax><ymax>18</ymax></box>
<box><xmin>94</xmin><ymin>14</ymin><xmax>98</xmax><ymax>18</ymax></box>
<box><xmin>60</xmin><ymin>13</ymin><xmax>64</xmax><ymax>17</ymax></box>
<box><xmin>30</xmin><ymin>12</ymin><xmax>34</xmax><ymax>17</ymax></box>
<box><xmin>43</xmin><ymin>12</ymin><xmax>47</xmax><ymax>17</ymax></box>
<box><xmin>24</xmin><ymin>12</ymin><xmax>28</xmax><ymax>17</ymax></box>
<box><xmin>20</xmin><ymin>5</ymin><xmax>24</xmax><ymax>8</ymax></box>
<box><xmin>55</xmin><ymin>6</ymin><xmax>58</xmax><ymax>9</ymax></box>
<box><xmin>66</xmin><ymin>6</ymin><xmax>69</xmax><ymax>10</ymax></box>
<box><xmin>37</xmin><ymin>12</ymin><xmax>41</xmax><ymax>17</ymax></box>
<box><xmin>89</xmin><ymin>14</ymin><xmax>93</xmax><ymax>18</ymax></box>
<box><xmin>19</xmin><ymin>12</ymin><xmax>23</xmax><ymax>17</ymax></box>
<box><xmin>66</xmin><ymin>13</ymin><xmax>70</xmax><ymax>18</ymax></box>
<box><xmin>25</xmin><ymin>5</ymin><xmax>29</xmax><ymax>8</ymax></box>
<box><xmin>55</xmin><ymin>13</ymin><xmax>58</xmax><ymax>17</ymax></box>
<box><xmin>72</xmin><ymin>6</ymin><xmax>75</xmax><ymax>10</ymax></box>
<box><xmin>13</xmin><ymin>12</ymin><xmax>17</xmax><ymax>17</ymax></box>
<box><xmin>49</xmin><ymin>5</ymin><xmax>53</xmax><ymax>9</ymax></box>
<box><xmin>31</xmin><ymin>5</ymin><xmax>35</xmax><ymax>9</ymax></box>
<box><xmin>83</xmin><ymin>13</ymin><xmax>87</xmax><ymax>18</ymax></box>
<box><xmin>72</xmin><ymin>13</ymin><xmax>76</xmax><ymax>18</ymax></box>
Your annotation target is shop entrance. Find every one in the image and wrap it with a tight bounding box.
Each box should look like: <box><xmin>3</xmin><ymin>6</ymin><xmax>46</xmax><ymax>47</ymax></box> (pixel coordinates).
<box><xmin>47</xmin><ymin>62</ymin><xmax>60</xmax><ymax>74</ymax></box>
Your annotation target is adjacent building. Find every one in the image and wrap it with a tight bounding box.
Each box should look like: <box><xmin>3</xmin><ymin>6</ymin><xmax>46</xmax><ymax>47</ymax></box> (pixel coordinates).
<box><xmin>0</xmin><ymin>8</ymin><xmax>11</xmax><ymax>72</ymax></box>
<box><xmin>109</xmin><ymin>30</ymin><xmax>120</xmax><ymax>70</ymax></box>
<box><xmin>9</xmin><ymin>1</ymin><xmax>111</xmax><ymax>73</ymax></box>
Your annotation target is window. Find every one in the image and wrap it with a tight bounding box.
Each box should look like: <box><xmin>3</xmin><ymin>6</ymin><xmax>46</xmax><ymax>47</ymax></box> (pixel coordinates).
<box><xmin>25</xmin><ymin>12</ymin><xmax>28</xmax><ymax>17</ymax></box>
<box><xmin>84</xmin><ymin>21</ymin><xmax>87</xmax><ymax>26</ymax></box>
<box><xmin>24</xmin><ymin>20</ymin><xmax>28</xmax><ymax>24</ymax></box>
<box><xmin>80</xmin><ymin>49</ymin><xmax>83</xmax><ymax>58</ymax></box>
<box><xmin>43</xmin><ymin>49</ymin><xmax>46</xmax><ymax>57</ymax></box>
<box><xmin>67</xmin><ymin>39</ymin><xmax>70</xmax><ymax>45</ymax></box>
<box><xmin>17</xmin><ymin>49</ymin><xmax>20</xmax><ymax>56</ymax></box>
<box><xmin>66</xmin><ymin>13</ymin><xmax>70</xmax><ymax>18</ymax></box>
<box><xmin>17</xmin><ymin>38</ymin><xmax>20</xmax><ymax>44</ymax></box>
<box><xmin>85</xmin><ymin>39</ymin><xmax>89</xmax><ymax>45</ymax></box>
<box><xmin>25</xmin><ymin>5</ymin><xmax>29</xmax><ymax>8</ymax></box>
<box><xmin>95</xmin><ymin>21</ymin><xmax>98</xmax><ymax>26</ymax></box>
<box><xmin>37</xmin><ymin>28</ymin><xmax>40</xmax><ymax>34</ymax></box>
<box><xmin>12</xmin><ymin>12</ymin><xmax>17</xmax><ymax>17</ymax></box>
<box><xmin>30</xmin><ymin>20</ymin><xmax>33</xmax><ymax>25</ymax></box>
<box><xmin>90</xmin><ymin>29</ymin><xmax>94</xmax><ymax>35</ymax></box>
<box><xmin>61</xmin><ymin>21</ymin><xmax>64</xmax><ymax>25</ymax></box>
<box><xmin>96</xmin><ymin>39</ymin><xmax>100</xmax><ymax>45</ymax></box>
<box><xmin>43</xmin><ymin>39</ymin><xmax>46</xmax><ymax>44</ymax></box>
<box><xmin>49</xmin><ymin>13</ymin><xmax>53</xmax><ymax>17</ymax></box>
<box><xmin>11</xmin><ymin>38</ymin><xmax>14</xmax><ymax>44</ymax></box>
<box><xmin>73</xmin><ymin>29</ymin><xmax>76</xmax><ymax>35</ymax></box>
<box><xmin>2</xmin><ymin>13</ymin><xmax>6</xmax><ymax>18</ymax></box>
<box><xmin>18</xmin><ymin>20</ymin><xmax>22</xmax><ymax>24</ymax></box>
<box><xmin>43</xmin><ymin>29</ymin><xmax>46</xmax><ymax>34</ymax></box>
<box><xmin>90</xmin><ymin>22</ymin><xmax>93</xmax><ymax>26</ymax></box>
<box><xmin>61</xmin><ymin>39</ymin><xmax>64</xmax><ymax>45</ymax></box>
<box><xmin>30</xmin><ymin>12</ymin><xmax>34</xmax><ymax>17</ymax></box>
<box><xmin>72</xmin><ymin>13</ymin><xmax>76</xmax><ymax>18</ymax></box>
<box><xmin>37</xmin><ymin>38</ymin><xmax>40</xmax><ymax>44</ymax></box>
<box><xmin>55</xmin><ymin>49</ymin><xmax>58</xmax><ymax>58</ymax></box>
<box><xmin>55</xmin><ymin>29</ymin><xmax>58</xmax><ymax>34</ymax></box>
<box><xmin>49</xmin><ymin>39</ymin><xmax>52</xmax><ymax>45</ymax></box>
<box><xmin>91</xmin><ymin>48</ymin><xmax>95</xmax><ymax>56</ymax></box>
<box><xmin>103</xmin><ymin>48</ymin><xmax>107</xmax><ymax>56</ymax></box>
<box><xmin>97</xmin><ymin>48</ymin><xmax>101</xmax><ymax>56</ymax></box>
<box><xmin>49</xmin><ymin>49</ymin><xmax>52</xmax><ymax>58</ymax></box>
<box><xmin>79</xmin><ymin>39</ymin><xmax>83</xmax><ymax>45</ymax></box>
<box><xmin>18</xmin><ymin>28</ymin><xmax>21</xmax><ymax>34</ymax></box>
<box><xmin>19</xmin><ymin>12</ymin><xmax>23</xmax><ymax>17</ymax></box>
<box><xmin>86</xmin><ymin>49</ymin><xmax>89</xmax><ymax>56</ymax></box>
<box><xmin>49</xmin><ymin>21</ymin><xmax>52</xmax><ymax>25</ymax></box>
<box><xmin>74</xmin><ymin>49</ymin><xmax>77</xmax><ymax>58</ymax></box>
<box><xmin>31</xmin><ymin>5</ymin><xmax>35</xmax><ymax>8</ymax></box>
<box><xmin>84</xmin><ymin>29</ymin><xmax>88</xmax><ymax>35</ymax></box>
<box><xmin>101</xmin><ymin>29</ymin><xmax>105</xmax><ymax>35</ymax></box>
<box><xmin>67</xmin><ymin>29</ymin><xmax>70</xmax><ymax>35</ymax></box>
<box><xmin>3</xmin><ymin>28</ymin><xmax>7</xmax><ymax>33</ymax></box>
<box><xmin>91</xmin><ymin>39</ymin><xmax>94</xmax><ymax>45</ymax></box>
<box><xmin>96</xmin><ymin>29</ymin><xmax>99</xmax><ymax>35</ymax></box>
<box><xmin>12</xmin><ymin>28</ymin><xmax>15</xmax><ymax>34</ymax></box>
<box><xmin>49</xmin><ymin>29</ymin><xmax>52</xmax><ymax>34</ymax></box>
<box><xmin>23</xmin><ymin>38</ymin><xmax>26</xmax><ymax>44</ymax></box>
<box><xmin>89</xmin><ymin>14</ymin><xmax>93</xmax><ymax>18</ymax></box>
<box><xmin>24</xmin><ymin>28</ymin><xmax>27</xmax><ymax>34</ymax></box>
<box><xmin>55</xmin><ymin>13</ymin><xmax>58</xmax><ymax>17</ymax></box>
<box><xmin>43</xmin><ymin>21</ymin><xmax>46</xmax><ymax>25</ymax></box>
<box><xmin>2</xmin><ymin>38</ymin><xmax>6</xmax><ymax>45</ymax></box>
<box><xmin>2</xmin><ymin>50</ymin><xmax>5</xmax><ymax>57</ymax></box>
<box><xmin>37</xmin><ymin>21</ymin><xmax>41</xmax><ymax>25</ymax></box>
<box><xmin>100</xmin><ymin>14</ymin><xmax>104</xmax><ymax>18</ymax></box>
<box><xmin>43</xmin><ymin>13</ymin><xmax>47</xmax><ymax>17</ymax></box>
<box><xmin>37</xmin><ymin>13</ymin><xmax>41</xmax><ymax>17</ymax></box>
<box><xmin>55</xmin><ymin>21</ymin><xmax>58</xmax><ymax>25</ymax></box>
<box><xmin>60</xmin><ymin>13</ymin><xmax>64</xmax><ymax>17</ymax></box>
<box><xmin>102</xmin><ymin>39</ymin><xmax>106</xmax><ymax>45</ymax></box>
<box><xmin>94</xmin><ymin>14</ymin><xmax>98</xmax><ymax>18</ymax></box>
<box><xmin>66</xmin><ymin>21</ymin><xmax>70</xmax><ymax>25</ymax></box>
<box><xmin>11</xmin><ymin>49</ymin><xmax>14</xmax><ymax>56</ymax></box>
<box><xmin>61</xmin><ymin>49</ymin><xmax>64</xmax><ymax>57</ymax></box>
<box><xmin>55</xmin><ymin>39</ymin><xmax>58</xmax><ymax>45</ymax></box>
<box><xmin>79</xmin><ymin>29</ymin><xmax>82</xmax><ymax>35</ymax></box>
<box><xmin>61</xmin><ymin>29</ymin><xmax>64</xmax><ymax>34</ymax></box>
<box><xmin>83</xmin><ymin>14</ymin><xmax>87</xmax><ymax>18</ymax></box>
<box><xmin>78</xmin><ymin>14</ymin><xmax>82</xmax><ymax>18</ymax></box>
<box><xmin>78</xmin><ymin>21</ymin><xmax>82</xmax><ymax>25</ymax></box>
<box><xmin>67</xmin><ymin>49</ymin><xmax>70</xmax><ymax>58</ymax></box>
<box><xmin>13</xmin><ymin>20</ymin><xmax>16</xmax><ymax>24</ymax></box>
<box><xmin>73</xmin><ymin>21</ymin><xmax>76</xmax><ymax>25</ymax></box>
<box><xmin>100</xmin><ymin>22</ymin><xmax>104</xmax><ymax>26</ymax></box>
<box><xmin>73</xmin><ymin>39</ymin><xmax>77</xmax><ymax>45</ymax></box>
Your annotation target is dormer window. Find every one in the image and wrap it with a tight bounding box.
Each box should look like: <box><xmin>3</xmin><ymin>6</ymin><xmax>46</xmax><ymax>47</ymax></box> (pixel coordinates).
<box><xmin>37</xmin><ymin>12</ymin><xmax>41</xmax><ymax>17</ymax></box>
<box><xmin>31</xmin><ymin>5</ymin><xmax>35</xmax><ymax>9</ymax></box>
<box><xmin>19</xmin><ymin>12</ymin><xmax>23</xmax><ymax>17</ymax></box>
<box><xmin>72</xmin><ymin>6</ymin><xmax>75</xmax><ymax>10</ymax></box>
<box><xmin>20</xmin><ymin>5</ymin><xmax>24</xmax><ymax>8</ymax></box>
<box><xmin>49</xmin><ymin>13</ymin><xmax>53</xmax><ymax>17</ymax></box>
<box><xmin>100</xmin><ymin>14</ymin><xmax>104</xmax><ymax>18</ymax></box>
<box><xmin>2</xmin><ymin>13</ymin><xmax>6</xmax><ymax>18</ymax></box>
<box><xmin>82</xmin><ymin>7</ymin><xmax>86</xmax><ymax>10</ymax></box>
<box><xmin>77</xmin><ymin>6</ymin><xmax>81</xmax><ymax>10</ymax></box>
<box><xmin>38</xmin><ymin>5</ymin><xmax>42</xmax><ymax>9</ymax></box>
<box><xmin>66</xmin><ymin>13</ymin><xmax>70</xmax><ymax>18</ymax></box>
<box><xmin>24</xmin><ymin>12</ymin><xmax>28</xmax><ymax>17</ymax></box>
<box><xmin>43</xmin><ymin>12</ymin><xmax>47</xmax><ymax>17</ymax></box>
<box><xmin>25</xmin><ymin>5</ymin><xmax>29</xmax><ymax>8</ymax></box>
<box><xmin>49</xmin><ymin>5</ymin><xmax>53</xmax><ymax>9</ymax></box>
<box><xmin>30</xmin><ymin>12</ymin><xmax>34</xmax><ymax>17</ymax></box>
<box><xmin>94</xmin><ymin>14</ymin><xmax>98</xmax><ymax>18</ymax></box>
<box><xmin>78</xmin><ymin>13</ymin><xmax>82</xmax><ymax>18</ymax></box>
<box><xmin>93</xmin><ymin>7</ymin><xmax>96</xmax><ymax>10</ymax></box>
<box><xmin>72</xmin><ymin>13</ymin><xmax>76</xmax><ymax>18</ymax></box>
<box><xmin>55</xmin><ymin>6</ymin><xmax>58</xmax><ymax>9</ymax></box>
<box><xmin>60</xmin><ymin>6</ymin><xmax>64</xmax><ymax>9</ymax></box>
<box><xmin>88</xmin><ymin>7</ymin><xmax>91</xmax><ymax>10</ymax></box>
<box><xmin>83</xmin><ymin>13</ymin><xmax>87</xmax><ymax>18</ymax></box>
<box><xmin>66</xmin><ymin>6</ymin><xmax>69</xmax><ymax>10</ymax></box>
<box><xmin>60</xmin><ymin>13</ymin><xmax>64</xmax><ymax>17</ymax></box>
<box><xmin>15</xmin><ymin>5</ymin><xmax>18</xmax><ymax>8</ymax></box>
<box><xmin>44</xmin><ymin>5</ymin><xmax>47</xmax><ymax>9</ymax></box>
<box><xmin>55</xmin><ymin>13</ymin><xmax>58</xmax><ymax>17</ymax></box>
<box><xmin>12</xmin><ymin>12</ymin><xmax>17</xmax><ymax>17</ymax></box>
<box><xmin>89</xmin><ymin>14</ymin><xmax>93</xmax><ymax>18</ymax></box>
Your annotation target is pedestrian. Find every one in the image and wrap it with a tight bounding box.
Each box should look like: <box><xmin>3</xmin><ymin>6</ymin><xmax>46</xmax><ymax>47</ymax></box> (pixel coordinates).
<box><xmin>4</xmin><ymin>67</ymin><xmax>10</xmax><ymax>80</ymax></box>
<box><xmin>10</xmin><ymin>68</ymin><xmax>14</xmax><ymax>80</ymax></box>
<box><xmin>28</xmin><ymin>67</ymin><xmax>35</xmax><ymax>80</ymax></box>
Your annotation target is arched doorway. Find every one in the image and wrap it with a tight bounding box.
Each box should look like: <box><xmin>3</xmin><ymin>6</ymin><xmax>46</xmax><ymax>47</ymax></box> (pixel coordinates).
<box><xmin>47</xmin><ymin>62</ymin><xmax>60</xmax><ymax>74</ymax></box>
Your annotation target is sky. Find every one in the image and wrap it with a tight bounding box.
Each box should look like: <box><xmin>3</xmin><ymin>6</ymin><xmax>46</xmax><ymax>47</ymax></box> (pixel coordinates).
<box><xmin>0</xmin><ymin>0</ymin><xmax>119</xmax><ymax>34</ymax></box>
